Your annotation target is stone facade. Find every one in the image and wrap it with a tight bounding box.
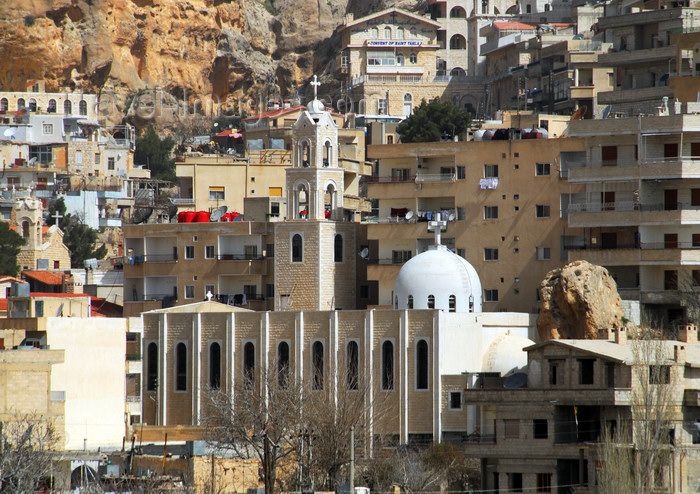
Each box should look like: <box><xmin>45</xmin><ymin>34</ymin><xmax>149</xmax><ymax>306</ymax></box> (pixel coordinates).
<box><xmin>13</xmin><ymin>197</ymin><xmax>71</xmax><ymax>271</ymax></box>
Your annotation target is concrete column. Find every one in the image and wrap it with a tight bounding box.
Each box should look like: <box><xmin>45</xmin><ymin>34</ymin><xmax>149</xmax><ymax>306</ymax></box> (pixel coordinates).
<box><xmin>159</xmin><ymin>313</ymin><xmax>168</xmax><ymax>426</ymax></box>
<box><xmin>400</xmin><ymin>310</ymin><xmax>409</xmax><ymax>444</ymax></box>
<box><xmin>192</xmin><ymin>314</ymin><xmax>202</xmax><ymax>425</ymax></box>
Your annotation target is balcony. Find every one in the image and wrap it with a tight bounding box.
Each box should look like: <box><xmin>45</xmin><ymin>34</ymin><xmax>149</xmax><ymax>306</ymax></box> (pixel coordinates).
<box><xmin>568</xmin><ymin>241</ymin><xmax>700</xmax><ymax>265</ymax></box>
<box><xmin>641</xmin><ymin>290</ymin><xmax>681</xmax><ymax>305</ymax></box>
<box><xmin>597</xmin><ymin>45</ymin><xmax>676</xmax><ymax>66</ymax></box>
<box><xmin>567</xmin><ymin>158</ymin><xmax>700</xmax><ymax>182</ymax></box>
<box><xmin>597</xmin><ymin>85</ymin><xmax>671</xmax><ymax>105</ymax></box>
<box><xmin>364</xmin><ymin>209</ymin><xmax>457</xmax><ymax>229</ymax></box>
<box><xmin>569</xmin><ymin>86</ymin><xmax>595</xmax><ymax>100</ymax></box>
<box><xmin>567</xmin><ymin>202</ymin><xmax>700</xmax><ymax>227</ymax></box>
<box><xmin>415</xmin><ymin>173</ymin><xmax>456</xmax><ymax>183</ymax></box>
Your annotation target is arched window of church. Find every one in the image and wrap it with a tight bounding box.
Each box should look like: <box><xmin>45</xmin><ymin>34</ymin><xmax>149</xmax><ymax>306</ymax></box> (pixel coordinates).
<box><xmin>244</xmin><ymin>342</ymin><xmax>255</xmax><ymax>385</ymax></box>
<box><xmin>64</xmin><ymin>100</ymin><xmax>72</xmax><ymax>115</ymax></box>
<box><xmin>209</xmin><ymin>342</ymin><xmax>221</xmax><ymax>389</ymax></box>
<box><xmin>297</xmin><ymin>185</ymin><xmax>308</xmax><ymax>219</ymax></box>
<box><xmin>147</xmin><ymin>342</ymin><xmax>158</xmax><ymax>391</ymax></box>
<box><xmin>384</xmin><ymin>27</ymin><xmax>392</xmax><ymax>39</ymax></box>
<box><xmin>278</xmin><ymin>341</ymin><xmax>290</xmax><ymax>389</ymax></box>
<box><xmin>427</xmin><ymin>294</ymin><xmax>435</xmax><ymax>309</ymax></box>
<box><xmin>312</xmin><ymin>341</ymin><xmax>324</xmax><ymax>390</ymax></box>
<box><xmin>324</xmin><ymin>141</ymin><xmax>332</xmax><ymax>167</ymax></box>
<box><xmin>397</xmin><ymin>28</ymin><xmax>404</xmax><ymax>39</ymax></box>
<box><xmin>1</xmin><ymin>98</ymin><xmax>9</xmax><ymax>112</ymax></box>
<box><xmin>397</xmin><ymin>53</ymin><xmax>405</xmax><ymax>67</ymax></box>
<box><xmin>334</xmin><ymin>234</ymin><xmax>343</xmax><ymax>262</ymax></box>
<box><xmin>416</xmin><ymin>339</ymin><xmax>429</xmax><ymax>389</ymax></box>
<box><xmin>21</xmin><ymin>221</ymin><xmax>30</xmax><ymax>238</ymax></box>
<box><xmin>347</xmin><ymin>341</ymin><xmax>359</xmax><ymax>390</ymax></box>
<box><xmin>325</xmin><ymin>184</ymin><xmax>336</xmax><ymax>219</ymax></box>
<box><xmin>408</xmin><ymin>295</ymin><xmax>413</xmax><ymax>309</ymax></box>
<box><xmin>175</xmin><ymin>342</ymin><xmax>187</xmax><ymax>391</ymax></box>
<box><xmin>292</xmin><ymin>234</ymin><xmax>303</xmax><ymax>262</ymax></box>
<box><xmin>449</xmin><ymin>295</ymin><xmax>456</xmax><ymax>312</ymax></box>
<box><xmin>17</xmin><ymin>98</ymin><xmax>25</xmax><ymax>110</ymax></box>
<box><xmin>79</xmin><ymin>100</ymin><xmax>88</xmax><ymax>116</ymax></box>
<box><xmin>409</xmin><ymin>53</ymin><xmax>417</xmax><ymax>64</ymax></box>
<box><xmin>482</xmin><ymin>0</ymin><xmax>489</xmax><ymax>14</ymax></box>
<box><xmin>382</xmin><ymin>341</ymin><xmax>394</xmax><ymax>390</ymax></box>
<box><xmin>47</xmin><ymin>99</ymin><xmax>57</xmax><ymax>113</ymax></box>
<box><xmin>371</xmin><ymin>27</ymin><xmax>378</xmax><ymax>38</ymax></box>
<box><xmin>28</xmin><ymin>99</ymin><xmax>37</xmax><ymax>112</ymax></box>
<box><xmin>300</xmin><ymin>141</ymin><xmax>310</xmax><ymax>167</ymax></box>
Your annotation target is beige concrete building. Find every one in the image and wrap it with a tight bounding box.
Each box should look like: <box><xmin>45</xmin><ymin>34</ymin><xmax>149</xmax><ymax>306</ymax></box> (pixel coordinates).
<box><xmin>363</xmin><ymin>135</ymin><xmax>586</xmax><ymax>313</ymax></box>
<box><xmin>462</xmin><ymin>326</ymin><xmax>700</xmax><ymax>493</ymax></box>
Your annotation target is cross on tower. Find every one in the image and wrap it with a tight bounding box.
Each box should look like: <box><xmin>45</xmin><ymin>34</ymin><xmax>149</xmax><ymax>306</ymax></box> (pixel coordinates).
<box><xmin>310</xmin><ymin>75</ymin><xmax>321</xmax><ymax>101</ymax></box>
<box><xmin>52</xmin><ymin>211</ymin><xmax>63</xmax><ymax>225</ymax></box>
<box><xmin>427</xmin><ymin>213</ymin><xmax>447</xmax><ymax>246</ymax></box>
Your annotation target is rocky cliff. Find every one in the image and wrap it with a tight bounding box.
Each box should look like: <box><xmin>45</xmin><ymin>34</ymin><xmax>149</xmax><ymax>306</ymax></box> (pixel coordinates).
<box><xmin>0</xmin><ymin>0</ymin><xmax>418</xmax><ymax>124</ymax></box>
<box><xmin>537</xmin><ymin>260</ymin><xmax>629</xmax><ymax>340</ymax></box>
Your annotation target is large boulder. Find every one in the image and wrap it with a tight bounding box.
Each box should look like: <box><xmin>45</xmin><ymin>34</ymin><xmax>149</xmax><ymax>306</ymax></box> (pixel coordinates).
<box><xmin>537</xmin><ymin>260</ymin><xmax>627</xmax><ymax>340</ymax></box>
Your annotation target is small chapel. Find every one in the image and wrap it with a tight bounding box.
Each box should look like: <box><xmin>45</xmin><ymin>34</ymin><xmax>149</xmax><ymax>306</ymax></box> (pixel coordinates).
<box><xmin>139</xmin><ymin>89</ymin><xmax>539</xmax><ymax>444</ymax></box>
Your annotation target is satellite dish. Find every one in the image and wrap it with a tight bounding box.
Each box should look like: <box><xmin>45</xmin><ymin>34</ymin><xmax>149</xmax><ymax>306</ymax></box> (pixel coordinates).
<box><xmin>3</xmin><ymin>128</ymin><xmax>16</xmax><ymax>138</ymax></box>
<box><xmin>503</xmin><ymin>372</ymin><xmax>528</xmax><ymax>389</ymax></box>
<box><xmin>210</xmin><ymin>205</ymin><xmax>228</xmax><ymax>222</ymax></box>
<box><xmin>132</xmin><ymin>207</ymin><xmax>153</xmax><ymax>224</ymax></box>
<box><xmin>167</xmin><ymin>202</ymin><xmax>178</xmax><ymax>219</ymax></box>
<box><xmin>359</xmin><ymin>247</ymin><xmax>369</xmax><ymax>259</ymax></box>
<box><xmin>405</xmin><ymin>210</ymin><xmax>414</xmax><ymax>220</ymax></box>
<box><xmin>448</xmin><ymin>213</ymin><xmax>455</xmax><ymax>222</ymax></box>
<box><xmin>28</xmin><ymin>157</ymin><xmax>37</xmax><ymax>165</ymax></box>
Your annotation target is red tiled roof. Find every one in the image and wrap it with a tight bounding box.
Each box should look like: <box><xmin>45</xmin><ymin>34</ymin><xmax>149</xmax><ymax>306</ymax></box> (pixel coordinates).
<box><xmin>22</xmin><ymin>271</ymin><xmax>68</xmax><ymax>285</ymax></box>
<box><xmin>89</xmin><ymin>296</ymin><xmax>123</xmax><ymax>318</ymax></box>
<box><xmin>0</xmin><ymin>276</ymin><xmax>24</xmax><ymax>284</ymax></box>
<box><xmin>0</xmin><ymin>299</ymin><xmax>7</xmax><ymax>311</ymax></box>
<box><xmin>244</xmin><ymin>105</ymin><xmax>306</xmax><ymax>121</ymax></box>
<box><xmin>493</xmin><ymin>21</ymin><xmax>536</xmax><ymax>30</ymax></box>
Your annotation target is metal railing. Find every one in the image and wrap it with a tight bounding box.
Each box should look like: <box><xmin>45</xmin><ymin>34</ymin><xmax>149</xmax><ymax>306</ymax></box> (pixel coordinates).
<box><xmin>415</xmin><ymin>173</ymin><xmax>456</xmax><ymax>183</ymax></box>
<box><xmin>365</xmin><ymin>175</ymin><xmax>416</xmax><ymax>183</ymax></box>
<box><xmin>217</xmin><ymin>253</ymin><xmax>265</xmax><ymax>261</ymax></box>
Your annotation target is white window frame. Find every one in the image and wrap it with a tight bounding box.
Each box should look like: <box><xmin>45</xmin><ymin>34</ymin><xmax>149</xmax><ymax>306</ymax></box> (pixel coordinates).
<box><xmin>485</xmin><ymin>289</ymin><xmax>499</xmax><ymax>302</ymax></box>
<box><xmin>536</xmin><ymin>246</ymin><xmax>551</xmax><ymax>260</ymax></box>
<box><xmin>185</xmin><ymin>245</ymin><xmax>195</xmax><ymax>260</ymax></box>
<box><xmin>536</xmin><ymin>162</ymin><xmax>551</xmax><ymax>176</ymax></box>
<box><xmin>205</xmin><ymin>245</ymin><xmax>215</xmax><ymax>259</ymax></box>
<box><xmin>184</xmin><ymin>285</ymin><xmax>195</xmax><ymax>299</ymax></box>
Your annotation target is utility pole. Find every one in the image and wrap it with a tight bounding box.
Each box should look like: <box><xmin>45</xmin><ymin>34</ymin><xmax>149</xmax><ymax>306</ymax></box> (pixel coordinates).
<box><xmin>349</xmin><ymin>426</ymin><xmax>355</xmax><ymax>494</ymax></box>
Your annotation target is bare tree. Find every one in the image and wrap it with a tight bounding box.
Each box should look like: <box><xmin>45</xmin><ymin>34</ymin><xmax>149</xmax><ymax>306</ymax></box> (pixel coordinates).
<box><xmin>204</xmin><ymin>366</ymin><xmax>303</xmax><ymax>494</ymax></box>
<box><xmin>0</xmin><ymin>413</ymin><xmax>59</xmax><ymax>492</ymax></box>
<box><xmin>596</xmin><ymin>328</ymin><xmax>677</xmax><ymax>493</ymax></box>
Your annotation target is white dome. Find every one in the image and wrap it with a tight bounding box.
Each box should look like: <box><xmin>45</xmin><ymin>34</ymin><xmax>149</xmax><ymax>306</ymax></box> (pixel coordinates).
<box><xmin>482</xmin><ymin>332</ymin><xmax>534</xmax><ymax>376</ymax></box>
<box><xmin>393</xmin><ymin>245</ymin><xmax>482</xmax><ymax>312</ymax></box>
<box><xmin>307</xmin><ymin>98</ymin><xmax>325</xmax><ymax>114</ymax></box>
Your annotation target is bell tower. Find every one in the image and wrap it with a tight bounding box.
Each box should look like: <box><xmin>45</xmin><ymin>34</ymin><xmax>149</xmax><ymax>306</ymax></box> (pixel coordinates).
<box><xmin>274</xmin><ymin>76</ymin><xmax>357</xmax><ymax>311</ymax></box>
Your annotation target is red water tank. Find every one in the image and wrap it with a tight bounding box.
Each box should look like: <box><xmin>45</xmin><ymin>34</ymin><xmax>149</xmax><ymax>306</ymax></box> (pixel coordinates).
<box><xmin>194</xmin><ymin>211</ymin><xmax>210</xmax><ymax>222</ymax></box>
<box><xmin>182</xmin><ymin>211</ymin><xmax>196</xmax><ymax>223</ymax></box>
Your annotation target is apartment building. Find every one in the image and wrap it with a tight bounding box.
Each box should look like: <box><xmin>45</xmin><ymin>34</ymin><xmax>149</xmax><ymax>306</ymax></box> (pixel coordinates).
<box><xmin>563</xmin><ymin>111</ymin><xmax>700</xmax><ymax>325</ymax></box>
<box><xmin>364</xmin><ymin>135</ymin><xmax>585</xmax><ymax>313</ymax></box>
<box><xmin>461</xmin><ymin>326</ymin><xmax>700</xmax><ymax>493</ymax></box>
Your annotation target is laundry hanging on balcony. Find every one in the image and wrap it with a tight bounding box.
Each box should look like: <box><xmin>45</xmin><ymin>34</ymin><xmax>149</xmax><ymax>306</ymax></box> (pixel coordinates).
<box><xmin>479</xmin><ymin>178</ymin><xmax>499</xmax><ymax>189</ymax></box>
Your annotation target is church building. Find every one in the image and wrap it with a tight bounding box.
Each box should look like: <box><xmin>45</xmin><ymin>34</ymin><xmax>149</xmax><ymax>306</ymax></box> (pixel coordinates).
<box><xmin>140</xmin><ymin>91</ymin><xmax>538</xmax><ymax>444</ymax></box>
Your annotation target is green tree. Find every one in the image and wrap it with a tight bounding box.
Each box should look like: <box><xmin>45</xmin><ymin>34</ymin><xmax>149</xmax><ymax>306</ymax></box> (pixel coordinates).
<box><xmin>47</xmin><ymin>198</ymin><xmax>107</xmax><ymax>268</ymax></box>
<box><xmin>134</xmin><ymin>127</ymin><xmax>176</xmax><ymax>181</ymax></box>
<box><xmin>396</xmin><ymin>98</ymin><xmax>471</xmax><ymax>143</ymax></box>
<box><xmin>0</xmin><ymin>222</ymin><xmax>26</xmax><ymax>276</ymax></box>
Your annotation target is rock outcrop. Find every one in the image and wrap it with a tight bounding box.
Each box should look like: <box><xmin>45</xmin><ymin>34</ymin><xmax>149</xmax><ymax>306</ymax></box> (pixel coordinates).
<box><xmin>537</xmin><ymin>260</ymin><xmax>627</xmax><ymax>340</ymax></box>
<box><xmin>0</xmin><ymin>0</ymin><xmax>418</xmax><ymax>126</ymax></box>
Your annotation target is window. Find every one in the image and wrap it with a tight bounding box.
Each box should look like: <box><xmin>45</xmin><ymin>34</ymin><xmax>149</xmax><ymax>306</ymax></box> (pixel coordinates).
<box><xmin>147</xmin><ymin>342</ymin><xmax>158</xmax><ymax>391</ymax></box>
<box><xmin>392</xmin><ymin>250</ymin><xmax>411</xmax><ymax>263</ymax></box>
<box><xmin>185</xmin><ymin>285</ymin><xmax>195</xmax><ymax>299</ymax></box>
<box><xmin>510</xmin><ymin>473</ymin><xmax>523</xmax><ymax>492</ymax></box>
<box><xmin>270</xmin><ymin>202</ymin><xmax>280</xmax><ymax>217</ymax></box>
<box><xmin>47</xmin><ymin>99</ymin><xmax>56</xmax><ymax>113</ymax></box>
<box><xmin>292</xmin><ymin>234</ymin><xmax>303</xmax><ymax>262</ymax></box>
<box><xmin>0</xmin><ymin>98</ymin><xmax>7</xmax><ymax>112</ymax></box>
<box><xmin>457</xmin><ymin>207</ymin><xmax>465</xmax><ymax>220</ymax></box>
<box><xmin>484</xmin><ymin>164</ymin><xmax>498</xmax><ymax>178</ymax></box>
<box><xmin>649</xmin><ymin>365</ymin><xmax>671</xmax><ymax>385</ymax></box>
<box><xmin>79</xmin><ymin>100</ymin><xmax>87</xmax><ymax>115</ymax></box>
<box><xmin>378</xmin><ymin>98</ymin><xmax>388</xmax><ymax>115</ymax></box>
<box><xmin>449</xmin><ymin>295</ymin><xmax>456</xmax><ymax>312</ymax></box>
<box><xmin>244</xmin><ymin>245</ymin><xmax>258</xmax><ymax>259</ymax></box>
<box><xmin>416</xmin><ymin>339</ymin><xmax>429</xmax><ymax>389</ymax></box>
<box><xmin>536</xmin><ymin>247</ymin><xmax>551</xmax><ymax>260</ymax></box>
<box><xmin>35</xmin><ymin>300</ymin><xmax>44</xmax><ymax>317</ymax></box>
<box><xmin>484</xmin><ymin>206</ymin><xmax>498</xmax><ymax>219</ymax></box>
<box><xmin>449</xmin><ymin>391</ymin><xmax>462</xmax><ymax>409</ymax></box>
<box><xmin>368</xmin><ymin>51</ymin><xmax>394</xmax><ymax>66</ymax></box>
<box><xmin>536</xmin><ymin>473</ymin><xmax>552</xmax><ymax>492</ymax></box>
<box><xmin>485</xmin><ymin>289</ymin><xmax>498</xmax><ymax>302</ymax></box>
<box><xmin>205</xmin><ymin>284</ymin><xmax>215</xmax><ymax>298</ymax></box>
<box><xmin>278</xmin><ymin>341</ymin><xmax>290</xmax><ymax>388</ymax></box>
<box><xmin>312</xmin><ymin>341</ymin><xmax>324</xmax><ymax>390</ymax></box>
<box><xmin>176</xmin><ymin>342</ymin><xmax>187</xmax><ymax>391</ymax></box>
<box><xmin>504</xmin><ymin>419</ymin><xmax>519</xmax><ymax>439</ymax></box>
<box><xmin>209</xmin><ymin>186</ymin><xmax>225</xmax><ymax>201</ymax></box>
<box><xmin>209</xmin><ymin>342</ymin><xmax>221</xmax><ymax>389</ymax></box>
<box><xmin>427</xmin><ymin>294</ymin><xmax>435</xmax><ymax>309</ymax></box>
<box><xmin>484</xmin><ymin>248</ymin><xmax>498</xmax><ymax>260</ymax></box>
<box><xmin>410</xmin><ymin>52</ymin><xmax>417</xmax><ymax>63</ymax></box>
<box><xmin>407</xmin><ymin>295</ymin><xmax>413</xmax><ymax>308</ymax></box>
<box><xmin>384</xmin><ymin>26</ymin><xmax>392</xmax><ymax>39</ymax></box>
<box><xmin>42</xmin><ymin>123</ymin><xmax>53</xmax><ymax>134</ymax></box>
<box><xmin>243</xmin><ymin>342</ymin><xmax>255</xmax><ymax>384</ymax></box>
<box><xmin>549</xmin><ymin>360</ymin><xmax>562</xmax><ymax>385</ymax></box>
<box><xmin>53</xmin><ymin>260</ymin><xmax>59</xmax><ymax>269</ymax></box>
<box><xmin>17</xmin><ymin>98</ymin><xmax>25</xmax><ymax>110</ymax></box>
<box><xmin>64</xmin><ymin>100</ymin><xmax>72</xmax><ymax>114</ymax></box>
<box><xmin>108</xmin><ymin>157</ymin><xmax>115</xmax><ymax>170</ymax></box>
<box><xmin>536</xmin><ymin>162</ymin><xmax>550</xmax><ymax>176</ymax></box>
<box><xmin>533</xmin><ymin>419</ymin><xmax>548</xmax><ymax>439</ymax></box>
<box><xmin>360</xmin><ymin>285</ymin><xmax>369</xmax><ymax>299</ymax></box>
<box><xmin>266</xmin><ymin>243</ymin><xmax>275</xmax><ymax>258</ymax></box>
<box><xmin>243</xmin><ymin>285</ymin><xmax>257</xmax><ymax>299</ymax></box>
<box><xmin>382</xmin><ymin>341</ymin><xmax>394</xmax><ymax>390</ymax></box>
<box><xmin>347</xmin><ymin>341</ymin><xmax>359</xmax><ymax>390</ymax></box>
<box><xmin>185</xmin><ymin>245</ymin><xmax>195</xmax><ymax>259</ymax></box>
<box><xmin>579</xmin><ymin>358</ymin><xmax>595</xmax><ymax>385</ymax></box>
<box><xmin>205</xmin><ymin>245</ymin><xmax>215</xmax><ymax>259</ymax></box>
<box><xmin>29</xmin><ymin>145</ymin><xmax>52</xmax><ymax>164</ymax></box>
<box><xmin>334</xmin><ymin>234</ymin><xmax>343</xmax><ymax>262</ymax></box>
<box><xmin>94</xmin><ymin>153</ymin><xmax>101</xmax><ymax>165</ymax></box>
<box><xmin>266</xmin><ymin>284</ymin><xmax>275</xmax><ymax>299</ymax></box>
<box><xmin>536</xmin><ymin>204</ymin><xmax>550</xmax><ymax>218</ymax></box>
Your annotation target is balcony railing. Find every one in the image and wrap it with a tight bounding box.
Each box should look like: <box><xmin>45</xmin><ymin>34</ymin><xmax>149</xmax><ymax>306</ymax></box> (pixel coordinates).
<box><xmin>363</xmin><ymin>208</ymin><xmax>456</xmax><ymax>224</ymax></box>
<box><xmin>567</xmin><ymin>201</ymin><xmax>700</xmax><ymax>213</ymax></box>
<box><xmin>124</xmin><ymin>254</ymin><xmax>177</xmax><ymax>264</ymax></box>
<box><xmin>365</xmin><ymin>175</ymin><xmax>416</xmax><ymax>183</ymax></box>
<box><xmin>217</xmin><ymin>254</ymin><xmax>265</xmax><ymax>261</ymax></box>
<box><xmin>415</xmin><ymin>173</ymin><xmax>456</xmax><ymax>183</ymax></box>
